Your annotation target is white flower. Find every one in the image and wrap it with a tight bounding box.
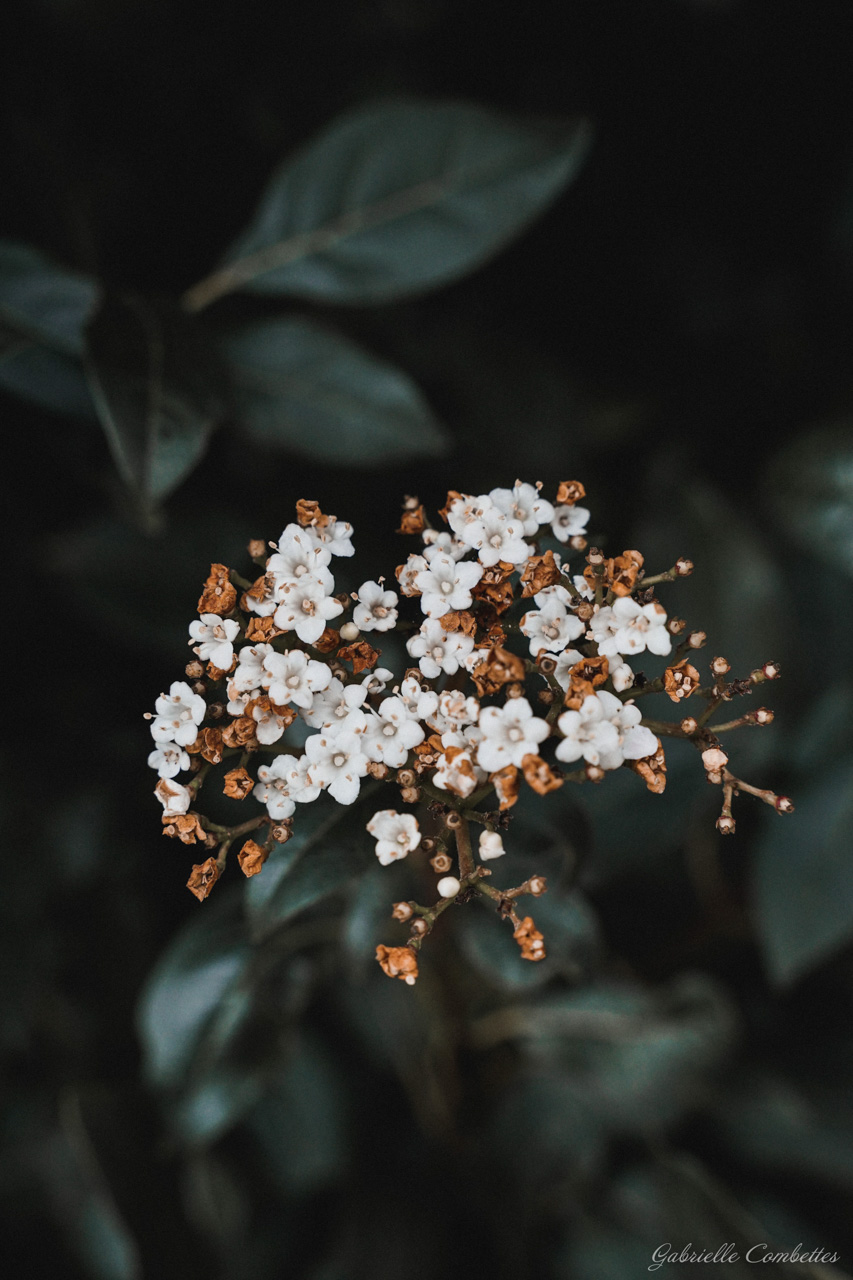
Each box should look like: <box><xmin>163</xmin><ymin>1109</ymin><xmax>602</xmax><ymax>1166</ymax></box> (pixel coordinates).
<box><xmin>154</xmin><ymin>778</ymin><xmax>192</xmax><ymax>817</ymax></box>
<box><xmin>610</xmin><ymin>659</ymin><xmax>635</xmax><ymax>693</ymax></box>
<box><xmin>414</xmin><ymin>553</ymin><xmax>483</xmax><ymax>618</ymax></box>
<box><xmin>148</xmin><ymin>742</ymin><xmax>191</xmax><ymax>778</ymax></box>
<box><xmin>304</xmin><ymin>730</ymin><xmax>369</xmax><ymax>804</ymax></box>
<box><xmin>267</xmin><ymin>528</ymin><xmax>334</xmax><ymax>588</ymax></box>
<box><xmin>188</xmin><ymin>614</ymin><xmax>240</xmax><ymax>670</ymax></box>
<box><xmin>479</xmin><ymin>830</ymin><xmax>506</xmax><ymax>861</ymax></box>
<box><xmin>353</xmin><ymin>581</ymin><xmax>398</xmax><ymax>632</ymax></box>
<box><xmin>251</xmin><ymin>699</ymin><xmax>293</xmax><ymax>746</ymax></box>
<box><xmin>366</xmin><ymin>810</ymin><xmax>421</xmax><ymax>866</ymax></box>
<box><xmin>551</xmin><ymin>503</ymin><xmax>590</xmax><ymax>542</ymax></box>
<box><xmin>243</xmin><ymin>573</ymin><xmax>279</xmax><ymax>616</ymax></box>
<box><xmin>150</xmin><ymin>681</ymin><xmax>206</xmax><ymax>746</ymax></box>
<box><xmin>476</xmin><ymin>697</ymin><xmax>550</xmax><ymax>772</ymax></box>
<box><xmin>489</xmin><ymin>481</ymin><xmax>554</xmax><ymax>535</ymax></box>
<box><xmin>434</xmin><ymin>746</ymin><xmax>480</xmax><ymax>798</ymax></box>
<box><xmin>360</xmin><ymin>667</ymin><xmax>395</xmax><ymax>696</ymax></box>
<box><xmin>233</xmin><ymin>643</ymin><xmax>274</xmax><ymax>692</ymax></box>
<box><xmin>406</xmin><ymin>619</ymin><xmax>475</xmax><ymax>679</ymax></box>
<box><xmin>609</xmin><ymin>695</ymin><xmax>659</xmax><ymax>762</ymax></box>
<box><xmin>426</xmin><ymin>690</ymin><xmax>480</xmax><ymax>735</ymax></box>
<box><xmin>422</xmin><ymin>530</ymin><xmax>467</xmax><ymax>561</ymax></box>
<box><xmin>460</xmin><ymin>508</ymin><xmax>530</xmax><ymax>567</ymax></box>
<box><xmin>363</xmin><ymin>696</ymin><xmax>425</xmax><ymax>767</ymax></box>
<box><xmin>438</xmin><ymin>876</ymin><xmax>461</xmax><ymax>898</ymax></box>
<box><xmin>303</xmin><ymin>517</ymin><xmax>355</xmax><ymax>557</ymax></box>
<box><xmin>302</xmin><ymin>676</ymin><xmax>369</xmax><ymax>729</ymax></box>
<box><xmin>226</xmin><ymin>679</ymin><xmax>253</xmax><ymax>716</ymax></box>
<box><xmin>398</xmin><ymin>675</ymin><xmax>439</xmax><ymax>721</ymax></box>
<box><xmin>263</xmin><ymin>649</ymin><xmax>332</xmax><ymax>709</ymax></box>
<box><xmin>254</xmin><ymin>754</ymin><xmax>301</xmax><ymax>820</ymax></box>
<box><xmin>555</xmin><ymin>695</ymin><xmax>621</xmax><ymax>768</ymax></box>
<box><xmin>396</xmin><ymin>553</ymin><xmax>428</xmax><ymax>597</ymax></box>
<box><xmin>273</xmin><ymin>576</ymin><xmax>343</xmax><ymax>645</ymax></box>
<box><xmin>589</xmin><ymin>597</ymin><xmax>672</xmax><ymax>658</ymax></box>
<box><xmin>445</xmin><ymin>493</ymin><xmax>494</xmax><ymax>536</ymax></box>
<box><xmin>519</xmin><ymin>597</ymin><xmax>584</xmax><ymax>656</ymax></box>
<box><xmin>553</xmin><ymin>648</ymin><xmax>585</xmax><ymax>691</ymax></box>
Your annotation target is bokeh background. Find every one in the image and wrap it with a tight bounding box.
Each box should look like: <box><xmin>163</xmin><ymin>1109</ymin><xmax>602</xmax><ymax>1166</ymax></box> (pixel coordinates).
<box><xmin>3</xmin><ymin>1</ymin><xmax>853</xmax><ymax>1277</ymax></box>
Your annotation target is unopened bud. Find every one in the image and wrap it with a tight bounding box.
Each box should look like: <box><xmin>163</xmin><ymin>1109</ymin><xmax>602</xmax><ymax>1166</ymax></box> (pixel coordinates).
<box><xmin>668</xmin><ymin>617</ymin><xmax>686</xmax><ymax>635</ymax></box>
<box><xmin>392</xmin><ymin>901</ymin><xmax>413</xmax><ymax>922</ymax></box>
<box><xmin>576</xmin><ymin>601</ymin><xmax>595</xmax><ymax>621</ymax></box>
<box><xmin>479</xmin><ymin>831</ymin><xmax>505</xmax><ymax>861</ymax></box>
<box><xmin>444</xmin><ymin>810</ymin><xmax>462</xmax><ymax>830</ymax></box>
<box><xmin>587</xmin><ymin>548</ymin><xmax>604</xmax><ymax>567</ymax></box>
<box><xmin>676</xmin><ymin>557</ymin><xmax>694</xmax><ymax>577</ymax></box>
<box><xmin>538</xmin><ymin>689</ymin><xmax>554</xmax><ymax>705</ymax></box>
<box><xmin>192</xmin><ymin>681</ymin><xmax>207</xmax><ymax>696</ymax></box>
<box><xmin>527</xmin><ymin>876</ymin><xmax>547</xmax><ymax>896</ymax></box>
<box><xmin>680</xmin><ymin>716</ymin><xmax>698</xmax><ymax>735</ymax></box>
<box><xmin>207</xmin><ymin>702</ymin><xmax>225</xmax><ymax>720</ymax></box>
<box><xmin>711</xmin><ymin>656</ymin><xmax>730</xmax><ymax>677</ymax></box>
<box><xmin>397</xmin><ymin>768</ymin><xmax>416</xmax><ymax>788</ymax></box>
<box><xmin>585</xmin><ymin>763</ymin><xmax>605</xmax><ymax>783</ymax></box>
<box><xmin>775</xmin><ymin>795</ymin><xmax>794</xmax><ymax>814</ymax></box>
<box><xmin>410</xmin><ymin>916</ymin><xmax>428</xmax><ymax>936</ymax></box>
<box><xmin>421</xmin><ymin>837</ymin><xmax>435</xmax><ymax>854</ymax></box>
<box><xmin>400</xmin><ymin>785</ymin><xmax>420</xmax><ymax>804</ymax></box>
<box><xmin>716</xmin><ymin>814</ymin><xmax>736</xmax><ymax>835</ymax></box>
<box><xmin>702</xmin><ymin>746</ymin><xmax>729</xmax><ymax>772</ymax></box>
<box><xmin>271</xmin><ymin>822</ymin><xmax>293</xmax><ymax>843</ymax></box>
<box><xmin>430</xmin><ymin>852</ymin><xmax>453</xmax><ymax>873</ymax></box>
<box><xmin>203</xmin><ymin>831</ymin><xmax>218</xmax><ymax>849</ymax></box>
<box><xmin>437</xmin><ymin>876</ymin><xmax>461</xmax><ymax>898</ymax></box>
<box><xmin>688</xmin><ymin>630</ymin><xmax>706</xmax><ymax>649</ymax></box>
<box><xmin>339</xmin><ymin>621</ymin><xmax>360</xmax><ymax>642</ymax></box>
<box><xmin>763</xmin><ymin>661</ymin><xmax>781</xmax><ymax>680</ymax></box>
<box><xmin>247</xmin><ymin>538</ymin><xmax>266</xmax><ymax>560</ymax></box>
<box><xmin>538</xmin><ymin>655</ymin><xmax>557</xmax><ymax>675</ymax></box>
<box><xmin>569</xmin><ymin>535</ymin><xmax>588</xmax><ymax>552</ymax></box>
<box><xmin>706</xmin><ymin>770</ymin><xmax>723</xmax><ymax>785</ymax></box>
<box><xmin>505</xmin><ymin>682</ymin><xmax>525</xmax><ymax>699</ymax></box>
<box><xmin>754</xmin><ymin>707</ymin><xmax>774</xmax><ymax>725</ymax></box>
<box><xmin>185</xmin><ymin>660</ymin><xmax>204</xmax><ymax>679</ymax></box>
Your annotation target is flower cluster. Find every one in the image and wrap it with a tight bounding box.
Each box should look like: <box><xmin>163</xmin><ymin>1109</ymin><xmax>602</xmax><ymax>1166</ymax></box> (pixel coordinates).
<box><xmin>147</xmin><ymin>483</ymin><xmax>792</xmax><ymax>982</ymax></box>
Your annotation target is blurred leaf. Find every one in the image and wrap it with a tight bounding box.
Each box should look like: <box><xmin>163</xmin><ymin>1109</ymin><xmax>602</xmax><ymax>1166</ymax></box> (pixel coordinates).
<box><xmin>766</xmin><ymin>421</ymin><xmax>853</xmax><ymax>577</ymax></box>
<box><xmin>84</xmin><ymin>295</ymin><xmax>226</xmax><ymax>508</ymax></box>
<box><xmin>755</xmin><ymin>758</ymin><xmax>853</xmax><ymax>985</ymax></box>
<box><xmin>223</xmin><ymin>316</ymin><xmax>448</xmax><ymax>464</ymax></box>
<box><xmin>456</xmin><ymin>886</ymin><xmax>600</xmax><ymax>991</ymax></box>
<box><xmin>173</xmin><ymin>1064</ymin><xmax>267</xmax><ymax>1147</ymax></box>
<box><xmin>789</xmin><ymin>679</ymin><xmax>853</xmax><ymax>776</ymax></box>
<box><xmin>197</xmin><ymin>98</ymin><xmax>591</xmax><ymax>306</ymax></box>
<box><xmin>0</xmin><ymin>240</ymin><xmax>97</xmax><ymax>417</ymax></box>
<box><xmin>246</xmin><ymin>1034</ymin><xmax>349</xmax><ymax>1195</ymax></box>
<box><xmin>136</xmin><ymin>896</ymin><xmax>250</xmax><ymax>1090</ymax></box>
<box><xmin>342</xmin><ymin>861</ymin><xmax>410</xmax><ymax>973</ymax></box>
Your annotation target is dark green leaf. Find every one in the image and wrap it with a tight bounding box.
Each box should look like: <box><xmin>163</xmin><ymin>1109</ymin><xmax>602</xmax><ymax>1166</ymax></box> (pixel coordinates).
<box><xmin>84</xmin><ymin>295</ymin><xmax>226</xmax><ymax>507</ymax></box>
<box><xmin>755</xmin><ymin>758</ymin><xmax>853</xmax><ymax>985</ymax></box>
<box><xmin>194</xmin><ymin>98</ymin><xmax>591</xmax><ymax>306</ymax></box>
<box><xmin>0</xmin><ymin>240</ymin><xmax>97</xmax><ymax>416</ymax></box>
<box><xmin>766</xmin><ymin>421</ymin><xmax>853</xmax><ymax>576</ymax></box>
<box><xmin>223</xmin><ymin>316</ymin><xmax>448</xmax><ymax>464</ymax></box>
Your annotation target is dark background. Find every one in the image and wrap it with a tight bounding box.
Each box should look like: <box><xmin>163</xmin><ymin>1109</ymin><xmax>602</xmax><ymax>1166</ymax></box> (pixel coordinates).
<box><xmin>3</xmin><ymin>2</ymin><xmax>853</xmax><ymax>1277</ymax></box>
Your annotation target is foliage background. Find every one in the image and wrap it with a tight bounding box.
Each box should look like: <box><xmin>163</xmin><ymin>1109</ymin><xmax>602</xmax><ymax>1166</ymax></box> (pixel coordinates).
<box><xmin>3</xmin><ymin>1</ymin><xmax>853</xmax><ymax>1276</ymax></box>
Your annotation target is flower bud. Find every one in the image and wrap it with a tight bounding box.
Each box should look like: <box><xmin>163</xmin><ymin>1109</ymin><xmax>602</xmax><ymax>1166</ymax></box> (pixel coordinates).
<box><xmin>702</xmin><ymin>746</ymin><xmax>729</xmax><ymax>772</ymax></box>
<box><xmin>527</xmin><ymin>876</ymin><xmax>547</xmax><ymax>896</ymax></box>
<box><xmin>437</xmin><ymin>876</ymin><xmax>461</xmax><ymax>898</ymax></box>
<box><xmin>754</xmin><ymin>707</ymin><xmax>774</xmax><ymax>725</ymax></box>
<box><xmin>538</xmin><ymin>689</ymin><xmax>554</xmax><ymax>705</ymax></box>
<box><xmin>400</xmin><ymin>785</ymin><xmax>420</xmax><ymax>804</ymax></box>
<box><xmin>247</xmin><ymin>539</ymin><xmax>266</xmax><ymax>560</ymax></box>
<box><xmin>667</xmin><ymin>617</ymin><xmax>686</xmax><ymax>635</ymax></box>
<box><xmin>763</xmin><ymin>661</ymin><xmax>781</xmax><ymax>680</ymax></box>
<box><xmin>676</xmin><ymin>557</ymin><xmax>694</xmax><ymax>576</ymax></box>
<box><xmin>185</xmin><ymin>660</ymin><xmax>205</xmax><ymax>679</ymax></box>
<box><xmin>366</xmin><ymin>761</ymin><xmax>389</xmax><ymax>780</ymax></box>
<box><xmin>271</xmin><ymin>821</ymin><xmax>293</xmax><ymax>843</ymax></box>
<box><xmin>680</xmin><ymin>717</ymin><xmax>698</xmax><ymax>735</ymax></box>
<box><xmin>505</xmin><ymin>682</ymin><xmax>525</xmax><ymax>699</ymax></box>
<box><xmin>207</xmin><ymin>702</ymin><xmax>225</xmax><ymax>720</ymax></box>
<box><xmin>688</xmin><ymin>630</ymin><xmax>706</xmax><ymax>649</ymax></box>
<box><xmin>711</xmin><ymin>656</ymin><xmax>730</xmax><ymax>677</ymax></box>
<box><xmin>576</xmin><ymin>601</ymin><xmax>595</xmax><ymax>621</ymax></box>
<box><xmin>430</xmin><ymin>852</ymin><xmax>452</xmax><ymax>873</ymax></box>
<box><xmin>716</xmin><ymin>814</ymin><xmax>736</xmax><ymax>835</ymax></box>
<box><xmin>569</xmin><ymin>535</ymin><xmax>587</xmax><ymax>552</ymax></box>
<box><xmin>587</xmin><ymin>547</ymin><xmax>604</xmax><ymax>566</ymax></box>
<box><xmin>538</xmin><ymin>655</ymin><xmax>557</xmax><ymax>676</ymax></box>
<box><xmin>706</xmin><ymin>769</ymin><xmax>722</xmax><ymax>785</ymax></box>
<box><xmin>585</xmin><ymin>763</ymin><xmax>605</xmax><ymax>783</ymax></box>
<box><xmin>192</xmin><ymin>681</ymin><xmax>207</xmax><ymax>696</ymax></box>
<box><xmin>479</xmin><ymin>830</ymin><xmax>505</xmax><ymax>861</ymax></box>
<box><xmin>444</xmin><ymin>810</ymin><xmax>463</xmax><ymax>830</ymax></box>
<box><xmin>397</xmin><ymin>768</ymin><xmax>416</xmax><ymax>788</ymax></box>
<box><xmin>410</xmin><ymin>917</ymin><xmax>428</xmax><ymax>936</ymax></box>
<box><xmin>775</xmin><ymin>795</ymin><xmax>794</xmax><ymax>814</ymax></box>
<box><xmin>339</xmin><ymin>621</ymin><xmax>360</xmax><ymax>642</ymax></box>
<box><xmin>392</xmin><ymin>901</ymin><xmax>413</xmax><ymax>922</ymax></box>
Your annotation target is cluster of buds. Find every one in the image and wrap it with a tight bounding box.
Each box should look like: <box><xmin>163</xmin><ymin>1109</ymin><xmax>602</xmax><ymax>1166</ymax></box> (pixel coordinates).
<box><xmin>146</xmin><ymin>481</ymin><xmax>792</xmax><ymax>984</ymax></box>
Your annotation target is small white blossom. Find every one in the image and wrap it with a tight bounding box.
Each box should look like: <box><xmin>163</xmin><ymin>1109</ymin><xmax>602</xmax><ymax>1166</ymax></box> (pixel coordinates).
<box><xmin>273</xmin><ymin>576</ymin><xmax>343</xmax><ymax>645</ymax></box>
<box><xmin>360</xmin><ymin>667</ymin><xmax>395</xmax><ymax>696</ymax></box>
<box><xmin>437</xmin><ymin>875</ymin><xmax>461</xmax><ymax>898</ymax></box>
<box><xmin>226</xmin><ymin>679</ymin><xmax>253</xmax><ymax>716</ymax></box>
<box><xmin>426</xmin><ymin>690</ymin><xmax>481</xmax><ymax>736</ymax></box>
<box><xmin>251</xmin><ymin>699</ymin><xmax>293</xmax><ymax>746</ymax></box>
<box><xmin>396</xmin><ymin>553</ymin><xmax>428</xmax><ymax>597</ymax></box>
<box><xmin>520</xmin><ymin>597</ymin><xmax>584</xmax><ymax>656</ymax></box>
<box><xmin>363</xmin><ymin>696</ymin><xmax>425</xmax><ymax>767</ymax></box>
<box><xmin>304</xmin><ymin>518</ymin><xmax>355</xmax><ymax>557</ymax></box>
<box><xmin>398</xmin><ymin>675</ymin><xmax>439</xmax><ymax>721</ymax></box>
<box><xmin>479</xmin><ymin>830</ymin><xmax>506</xmax><ymax>861</ymax></box>
<box><xmin>610</xmin><ymin>659</ymin><xmax>635</xmax><ymax>692</ymax></box>
<box><xmin>551</xmin><ymin>503</ymin><xmax>590</xmax><ymax>543</ymax></box>
<box><xmin>304</xmin><ymin>730</ymin><xmax>369</xmax><ymax>804</ymax></box>
<box><xmin>460</xmin><ymin>508</ymin><xmax>530</xmax><ymax>567</ymax></box>
<box><xmin>555</xmin><ymin>690</ymin><xmax>657</xmax><ymax>770</ymax></box>
<box><xmin>433</xmin><ymin>746</ymin><xmax>481</xmax><ymax>798</ymax></box>
<box><xmin>445</xmin><ymin>493</ymin><xmax>494</xmax><ymax>536</ymax></box>
<box><xmin>263</xmin><ymin>649</ymin><xmax>332</xmax><ymax>709</ymax></box>
<box><xmin>406</xmin><ymin>619</ymin><xmax>475</xmax><ymax>679</ymax></box>
<box><xmin>233</xmin><ymin>643</ymin><xmax>274</xmax><ymax>692</ymax></box>
<box><xmin>589</xmin><ymin>597</ymin><xmax>672</xmax><ymax>658</ymax></box>
<box><xmin>188</xmin><ymin>614</ymin><xmax>240</xmax><ymax>670</ymax></box>
<box><xmin>489</xmin><ymin>481</ymin><xmax>554</xmax><ymax>535</ymax></box>
<box><xmin>302</xmin><ymin>676</ymin><xmax>369</xmax><ymax>729</ymax></box>
<box><xmin>476</xmin><ymin>697</ymin><xmax>550</xmax><ymax>772</ymax></box>
<box><xmin>267</xmin><ymin>528</ymin><xmax>334</xmax><ymax>587</ymax></box>
<box><xmin>353</xmin><ymin>581</ymin><xmax>398</xmax><ymax>632</ymax></box>
<box><xmin>254</xmin><ymin>753</ymin><xmax>315</xmax><ymax>820</ymax></box>
<box><xmin>148</xmin><ymin>742</ymin><xmax>191</xmax><ymax>778</ymax></box>
<box><xmin>154</xmin><ymin>778</ymin><xmax>192</xmax><ymax>817</ymax></box>
<box><xmin>422</xmin><ymin>530</ymin><xmax>467</xmax><ymax>561</ymax></box>
<box><xmin>150</xmin><ymin>681</ymin><xmax>206</xmax><ymax>746</ymax></box>
<box><xmin>553</xmin><ymin>648</ymin><xmax>585</xmax><ymax>691</ymax></box>
<box><xmin>366</xmin><ymin>810</ymin><xmax>421</xmax><ymax>865</ymax></box>
<box><xmin>414</xmin><ymin>553</ymin><xmax>483</xmax><ymax>618</ymax></box>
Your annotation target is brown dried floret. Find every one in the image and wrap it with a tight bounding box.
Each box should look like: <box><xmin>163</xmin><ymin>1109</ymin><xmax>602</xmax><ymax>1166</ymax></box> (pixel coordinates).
<box><xmin>521</xmin><ymin>754</ymin><xmax>564</xmax><ymax>795</ymax></box>
<box><xmin>295</xmin><ymin>499</ymin><xmax>330</xmax><ymax>527</ymax></box>
<box><xmin>244</xmin><ymin>616</ymin><xmax>284</xmax><ymax>643</ymax></box>
<box><xmin>627</xmin><ymin>738</ymin><xmax>667</xmax><ymax>793</ymax></box>
<box><xmin>513</xmin><ymin>916</ymin><xmax>546</xmax><ymax>961</ymax></box>
<box><xmin>198</xmin><ymin>563</ymin><xmax>237</xmax><ymax>616</ymax></box>
<box><xmin>438</xmin><ymin>490</ymin><xmax>464</xmax><ymax>523</ymax></box>
<box><xmin>376</xmin><ymin>944</ymin><xmax>419</xmax><ymax>984</ymax></box>
<box><xmin>556</xmin><ymin>480</ymin><xmax>586</xmax><ymax>506</ymax></box>
<box><xmin>312</xmin><ymin>627</ymin><xmax>340</xmax><ymax>653</ymax></box>
<box><xmin>206</xmin><ymin>657</ymin><xmax>236</xmax><ymax>682</ymax></box>
<box><xmin>491</xmin><ymin>764</ymin><xmax>520</xmax><ymax>810</ymax></box>
<box><xmin>187</xmin><ymin>857</ymin><xmax>221</xmax><ymax>902</ymax></box>
<box><xmin>237</xmin><ymin>839</ymin><xmax>269</xmax><ymax>878</ymax></box>
<box><xmin>223</xmin><ymin>767</ymin><xmax>254</xmax><ymax>799</ymax></box>
<box><xmin>186</xmin><ymin>726</ymin><xmax>223</xmax><ymax>764</ymax></box>
<box><xmin>520</xmin><ymin>549</ymin><xmax>562</xmax><ymax>597</ymax></box>
<box><xmin>439</xmin><ymin>610</ymin><xmax>477</xmax><ymax>636</ymax></box>
<box><xmin>584</xmin><ymin>549</ymin><xmax>644</xmax><ymax>597</ymax></box>
<box><xmin>397</xmin><ymin>500</ymin><xmax>426</xmax><ymax>535</ymax></box>
<box><xmin>471</xmin><ymin>645</ymin><xmax>525</xmax><ymax>697</ymax></box>
<box><xmin>338</xmin><ymin>641</ymin><xmax>380</xmax><ymax>673</ymax></box>
<box><xmin>663</xmin><ymin>658</ymin><xmax>701</xmax><ymax>703</ymax></box>
<box><xmin>221</xmin><ymin>716</ymin><xmax>259</xmax><ymax>749</ymax></box>
<box><xmin>162</xmin><ymin>812</ymin><xmax>207</xmax><ymax>844</ymax></box>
